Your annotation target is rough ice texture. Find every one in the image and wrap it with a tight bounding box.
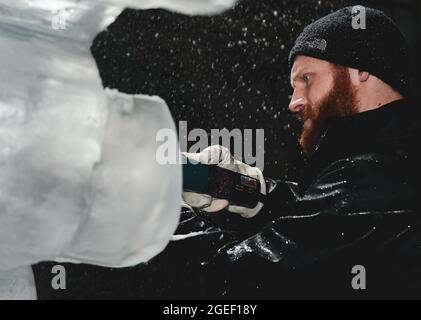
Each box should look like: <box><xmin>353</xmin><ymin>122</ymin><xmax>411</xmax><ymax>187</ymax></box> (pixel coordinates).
<box><xmin>0</xmin><ymin>0</ymin><xmax>236</xmax><ymax>288</ymax></box>
<box><xmin>0</xmin><ymin>266</ymin><xmax>36</xmax><ymax>300</ymax></box>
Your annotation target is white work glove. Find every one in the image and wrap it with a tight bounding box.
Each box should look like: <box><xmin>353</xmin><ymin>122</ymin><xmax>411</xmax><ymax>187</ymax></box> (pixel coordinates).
<box><xmin>182</xmin><ymin>145</ymin><xmax>266</xmax><ymax>218</ymax></box>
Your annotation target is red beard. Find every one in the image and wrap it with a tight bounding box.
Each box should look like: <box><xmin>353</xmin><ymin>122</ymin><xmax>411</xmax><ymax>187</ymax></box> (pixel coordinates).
<box><xmin>299</xmin><ymin>65</ymin><xmax>359</xmax><ymax>155</ymax></box>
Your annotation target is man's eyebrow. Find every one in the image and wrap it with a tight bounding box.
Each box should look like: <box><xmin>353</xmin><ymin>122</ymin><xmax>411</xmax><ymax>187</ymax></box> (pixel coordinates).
<box><xmin>291</xmin><ymin>69</ymin><xmax>313</xmax><ymax>87</ymax></box>
<box><xmin>290</xmin><ymin>70</ymin><xmax>301</xmax><ymax>88</ymax></box>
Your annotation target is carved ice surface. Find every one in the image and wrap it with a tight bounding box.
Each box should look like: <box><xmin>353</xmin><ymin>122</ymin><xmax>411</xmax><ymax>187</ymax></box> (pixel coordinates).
<box><xmin>0</xmin><ymin>266</ymin><xmax>36</xmax><ymax>300</ymax></box>
<box><xmin>0</xmin><ymin>0</ymin><xmax>237</xmax><ymax>298</ymax></box>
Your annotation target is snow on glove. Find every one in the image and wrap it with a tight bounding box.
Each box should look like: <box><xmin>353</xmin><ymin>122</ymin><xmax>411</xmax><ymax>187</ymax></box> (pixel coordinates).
<box><xmin>182</xmin><ymin>145</ymin><xmax>266</xmax><ymax>218</ymax></box>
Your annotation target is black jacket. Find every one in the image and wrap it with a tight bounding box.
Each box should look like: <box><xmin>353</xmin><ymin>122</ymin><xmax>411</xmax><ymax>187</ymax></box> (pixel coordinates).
<box><xmin>215</xmin><ymin>98</ymin><xmax>421</xmax><ymax>298</ymax></box>
<box><xmin>33</xmin><ymin>98</ymin><xmax>421</xmax><ymax>299</ymax></box>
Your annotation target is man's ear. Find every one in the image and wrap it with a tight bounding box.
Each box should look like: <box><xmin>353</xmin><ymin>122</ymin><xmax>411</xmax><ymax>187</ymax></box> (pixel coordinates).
<box><xmin>358</xmin><ymin>70</ymin><xmax>370</xmax><ymax>82</ymax></box>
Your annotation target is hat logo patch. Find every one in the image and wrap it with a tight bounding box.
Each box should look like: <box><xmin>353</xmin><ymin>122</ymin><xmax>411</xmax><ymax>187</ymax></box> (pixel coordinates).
<box><xmin>306</xmin><ymin>38</ymin><xmax>327</xmax><ymax>52</ymax></box>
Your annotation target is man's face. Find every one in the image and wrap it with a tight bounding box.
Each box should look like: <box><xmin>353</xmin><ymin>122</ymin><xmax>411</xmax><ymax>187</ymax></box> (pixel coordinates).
<box><xmin>289</xmin><ymin>55</ymin><xmax>358</xmax><ymax>155</ymax></box>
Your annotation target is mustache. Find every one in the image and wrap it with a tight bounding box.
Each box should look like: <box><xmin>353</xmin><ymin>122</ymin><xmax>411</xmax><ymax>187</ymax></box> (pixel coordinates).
<box><xmin>297</xmin><ymin>105</ymin><xmax>312</xmax><ymax>123</ymax></box>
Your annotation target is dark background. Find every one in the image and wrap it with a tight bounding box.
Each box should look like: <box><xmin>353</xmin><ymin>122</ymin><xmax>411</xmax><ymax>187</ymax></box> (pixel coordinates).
<box><xmin>33</xmin><ymin>0</ymin><xmax>421</xmax><ymax>299</ymax></box>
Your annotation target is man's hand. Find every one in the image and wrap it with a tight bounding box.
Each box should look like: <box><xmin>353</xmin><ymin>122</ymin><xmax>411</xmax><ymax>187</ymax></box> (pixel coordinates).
<box><xmin>182</xmin><ymin>145</ymin><xmax>266</xmax><ymax>218</ymax></box>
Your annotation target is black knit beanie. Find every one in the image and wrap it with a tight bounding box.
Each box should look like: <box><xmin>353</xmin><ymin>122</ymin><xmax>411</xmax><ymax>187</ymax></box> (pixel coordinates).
<box><xmin>289</xmin><ymin>6</ymin><xmax>411</xmax><ymax>97</ymax></box>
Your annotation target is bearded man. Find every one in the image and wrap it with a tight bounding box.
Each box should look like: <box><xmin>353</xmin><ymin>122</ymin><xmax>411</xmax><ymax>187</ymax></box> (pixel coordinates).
<box><xmin>180</xmin><ymin>6</ymin><xmax>421</xmax><ymax>299</ymax></box>
<box><xmin>34</xmin><ymin>6</ymin><xmax>421</xmax><ymax>299</ymax></box>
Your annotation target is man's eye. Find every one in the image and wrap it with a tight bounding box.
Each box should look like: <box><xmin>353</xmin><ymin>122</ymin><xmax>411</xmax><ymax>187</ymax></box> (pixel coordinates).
<box><xmin>303</xmin><ymin>74</ymin><xmax>311</xmax><ymax>82</ymax></box>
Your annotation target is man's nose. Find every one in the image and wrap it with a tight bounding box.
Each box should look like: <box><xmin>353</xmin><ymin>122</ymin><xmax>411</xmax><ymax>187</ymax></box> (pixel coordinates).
<box><xmin>289</xmin><ymin>94</ymin><xmax>305</xmax><ymax>113</ymax></box>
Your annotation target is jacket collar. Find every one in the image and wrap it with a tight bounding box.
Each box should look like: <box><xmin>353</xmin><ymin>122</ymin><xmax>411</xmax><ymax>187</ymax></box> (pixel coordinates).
<box><xmin>312</xmin><ymin>98</ymin><xmax>417</xmax><ymax>157</ymax></box>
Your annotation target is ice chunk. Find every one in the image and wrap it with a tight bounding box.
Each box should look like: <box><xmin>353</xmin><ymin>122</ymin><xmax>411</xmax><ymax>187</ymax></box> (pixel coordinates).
<box><xmin>0</xmin><ymin>0</ymin><xmax>237</xmax><ymax>274</ymax></box>
<box><xmin>56</xmin><ymin>91</ymin><xmax>183</xmax><ymax>268</ymax></box>
<box><xmin>0</xmin><ymin>267</ymin><xmax>36</xmax><ymax>300</ymax></box>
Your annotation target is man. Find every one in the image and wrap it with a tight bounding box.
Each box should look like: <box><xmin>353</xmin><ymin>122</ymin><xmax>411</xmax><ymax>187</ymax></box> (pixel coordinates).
<box><xmin>180</xmin><ymin>6</ymin><xmax>421</xmax><ymax>298</ymax></box>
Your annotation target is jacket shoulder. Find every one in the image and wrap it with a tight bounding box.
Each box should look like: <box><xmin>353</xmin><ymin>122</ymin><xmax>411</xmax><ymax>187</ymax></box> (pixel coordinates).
<box><xmin>302</xmin><ymin>152</ymin><xmax>420</xmax><ymax>216</ymax></box>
